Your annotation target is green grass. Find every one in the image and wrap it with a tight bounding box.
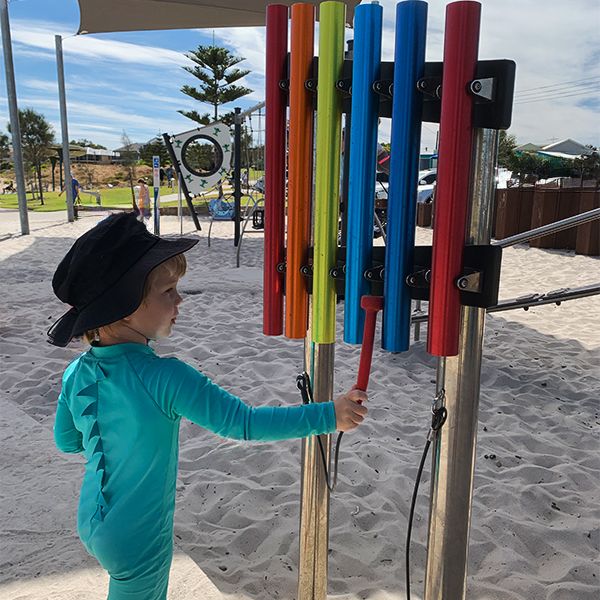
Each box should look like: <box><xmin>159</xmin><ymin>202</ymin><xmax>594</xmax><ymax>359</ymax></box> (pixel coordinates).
<box><xmin>0</xmin><ymin>185</ymin><xmax>263</xmax><ymax>212</ymax></box>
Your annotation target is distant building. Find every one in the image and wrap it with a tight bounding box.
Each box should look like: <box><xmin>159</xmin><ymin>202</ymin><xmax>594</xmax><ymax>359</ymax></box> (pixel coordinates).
<box><xmin>72</xmin><ymin>147</ymin><xmax>120</xmax><ymax>164</ymax></box>
<box><xmin>538</xmin><ymin>138</ymin><xmax>592</xmax><ymax>160</ymax></box>
<box><xmin>516</xmin><ymin>138</ymin><xmax>592</xmax><ymax>160</ymax></box>
<box><xmin>113</xmin><ymin>143</ymin><xmax>143</xmax><ymax>161</ymax></box>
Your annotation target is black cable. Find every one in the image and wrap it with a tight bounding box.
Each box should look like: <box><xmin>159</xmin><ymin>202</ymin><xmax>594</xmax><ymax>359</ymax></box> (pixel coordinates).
<box><xmin>406</xmin><ymin>438</ymin><xmax>431</xmax><ymax>600</ymax></box>
<box><xmin>297</xmin><ymin>372</ymin><xmax>343</xmax><ymax>493</ymax></box>
<box><xmin>405</xmin><ymin>402</ymin><xmax>447</xmax><ymax>600</ymax></box>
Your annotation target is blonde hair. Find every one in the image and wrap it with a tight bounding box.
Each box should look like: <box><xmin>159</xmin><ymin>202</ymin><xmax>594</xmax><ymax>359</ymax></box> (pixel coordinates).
<box><xmin>84</xmin><ymin>254</ymin><xmax>187</xmax><ymax>343</ymax></box>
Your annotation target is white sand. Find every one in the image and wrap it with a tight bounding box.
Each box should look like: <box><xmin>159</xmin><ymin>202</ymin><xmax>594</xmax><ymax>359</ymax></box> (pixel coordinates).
<box><xmin>0</xmin><ymin>209</ymin><xmax>598</xmax><ymax>599</ymax></box>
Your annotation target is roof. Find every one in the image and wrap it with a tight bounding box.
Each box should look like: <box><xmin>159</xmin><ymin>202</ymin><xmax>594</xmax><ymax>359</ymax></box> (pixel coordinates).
<box><xmin>76</xmin><ymin>0</ymin><xmax>359</xmax><ymax>35</ymax></box>
<box><xmin>515</xmin><ymin>143</ymin><xmax>543</xmax><ymax>153</ymax></box>
<box><xmin>541</xmin><ymin>138</ymin><xmax>591</xmax><ymax>156</ymax></box>
<box><xmin>113</xmin><ymin>143</ymin><xmax>143</xmax><ymax>153</ymax></box>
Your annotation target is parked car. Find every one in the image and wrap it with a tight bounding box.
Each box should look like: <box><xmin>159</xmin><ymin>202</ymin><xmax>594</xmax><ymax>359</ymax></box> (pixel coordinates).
<box><xmin>417</xmin><ymin>168</ymin><xmax>436</xmax><ymax>203</ymax></box>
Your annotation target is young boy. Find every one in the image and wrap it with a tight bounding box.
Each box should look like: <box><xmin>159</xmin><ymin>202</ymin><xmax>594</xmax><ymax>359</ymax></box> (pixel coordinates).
<box><xmin>49</xmin><ymin>212</ymin><xmax>367</xmax><ymax>599</ymax></box>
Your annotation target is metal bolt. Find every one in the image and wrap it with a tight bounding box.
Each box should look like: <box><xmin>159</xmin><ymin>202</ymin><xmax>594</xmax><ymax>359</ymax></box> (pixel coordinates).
<box><xmin>471</xmin><ymin>80</ymin><xmax>482</xmax><ymax>93</ymax></box>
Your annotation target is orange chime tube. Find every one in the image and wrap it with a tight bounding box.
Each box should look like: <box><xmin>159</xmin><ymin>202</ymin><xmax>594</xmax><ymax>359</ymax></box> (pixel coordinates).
<box><xmin>285</xmin><ymin>3</ymin><xmax>315</xmax><ymax>339</ymax></box>
<box><xmin>263</xmin><ymin>4</ymin><xmax>288</xmax><ymax>336</ymax></box>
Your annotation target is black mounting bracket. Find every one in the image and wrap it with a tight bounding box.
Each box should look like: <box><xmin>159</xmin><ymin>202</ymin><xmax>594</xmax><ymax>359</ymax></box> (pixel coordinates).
<box><xmin>285</xmin><ymin>244</ymin><xmax>503</xmax><ymax>309</ymax></box>
<box><xmin>280</xmin><ymin>57</ymin><xmax>516</xmax><ymax>130</ymax></box>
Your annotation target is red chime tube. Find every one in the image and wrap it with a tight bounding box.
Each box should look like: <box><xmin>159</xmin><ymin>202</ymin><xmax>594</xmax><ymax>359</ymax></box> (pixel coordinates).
<box><xmin>427</xmin><ymin>1</ymin><xmax>481</xmax><ymax>357</ymax></box>
<box><xmin>263</xmin><ymin>4</ymin><xmax>288</xmax><ymax>336</ymax></box>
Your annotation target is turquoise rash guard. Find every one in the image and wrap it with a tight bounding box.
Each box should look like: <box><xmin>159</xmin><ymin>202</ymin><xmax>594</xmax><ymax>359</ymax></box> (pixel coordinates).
<box><xmin>53</xmin><ymin>342</ymin><xmax>336</xmax><ymax>600</ymax></box>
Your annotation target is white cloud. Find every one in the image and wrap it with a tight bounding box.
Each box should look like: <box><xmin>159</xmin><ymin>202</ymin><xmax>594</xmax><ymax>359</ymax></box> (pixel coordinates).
<box><xmin>11</xmin><ymin>19</ymin><xmax>193</xmax><ymax>68</ymax></box>
<box><xmin>212</xmin><ymin>0</ymin><xmax>599</xmax><ymax>147</ymax></box>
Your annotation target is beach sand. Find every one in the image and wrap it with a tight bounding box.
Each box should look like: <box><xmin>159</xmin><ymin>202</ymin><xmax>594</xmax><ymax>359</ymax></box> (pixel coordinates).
<box><xmin>1</xmin><ymin>209</ymin><xmax>598</xmax><ymax>599</ymax></box>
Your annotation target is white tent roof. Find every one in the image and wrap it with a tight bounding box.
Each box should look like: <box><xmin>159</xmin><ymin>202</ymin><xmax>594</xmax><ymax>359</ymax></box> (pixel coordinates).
<box><xmin>76</xmin><ymin>0</ymin><xmax>359</xmax><ymax>34</ymax></box>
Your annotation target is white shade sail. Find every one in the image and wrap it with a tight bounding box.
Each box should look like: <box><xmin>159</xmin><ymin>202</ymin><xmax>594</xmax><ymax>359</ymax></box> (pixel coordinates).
<box><xmin>76</xmin><ymin>0</ymin><xmax>359</xmax><ymax>34</ymax></box>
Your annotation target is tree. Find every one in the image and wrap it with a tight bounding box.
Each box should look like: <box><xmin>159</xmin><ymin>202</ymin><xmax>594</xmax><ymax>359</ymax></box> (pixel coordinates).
<box><xmin>120</xmin><ymin>131</ymin><xmax>139</xmax><ymax>209</ymax></box>
<box><xmin>573</xmin><ymin>146</ymin><xmax>600</xmax><ymax>187</ymax></box>
<box><xmin>498</xmin><ymin>130</ymin><xmax>517</xmax><ymax>169</ymax></box>
<box><xmin>8</xmin><ymin>109</ymin><xmax>54</xmax><ymax>204</ymax></box>
<box><xmin>70</xmin><ymin>138</ymin><xmax>107</xmax><ymax>150</ymax></box>
<box><xmin>179</xmin><ymin>45</ymin><xmax>253</xmax><ymax>126</ymax></box>
<box><xmin>0</xmin><ymin>133</ymin><xmax>10</xmax><ymax>170</ymax></box>
<box><xmin>139</xmin><ymin>137</ymin><xmax>170</xmax><ymax>167</ymax></box>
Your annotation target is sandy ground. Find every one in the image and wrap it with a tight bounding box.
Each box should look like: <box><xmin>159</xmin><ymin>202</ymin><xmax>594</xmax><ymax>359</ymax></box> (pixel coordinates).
<box><xmin>0</xmin><ymin>208</ymin><xmax>598</xmax><ymax>600</ymax></box>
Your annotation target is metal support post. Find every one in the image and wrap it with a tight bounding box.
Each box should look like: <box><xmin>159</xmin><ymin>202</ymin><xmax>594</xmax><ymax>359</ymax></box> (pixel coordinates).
<box><xmin>298</xmin><ymin>321</ymin><xmax>334</xmax><ymax>600</ymax></box>
<box><xmin>424</xmin><ymin>128</ymin><xmax>499</xmax><ymax>600</ymax></box>
<box><xmin>55</xmin><ymin>35</ymin><xmax>75</xmax><ymax>223</ymax></box>
<box><xmin>233</xmin><ymin>107</ymin><xmax>242</xmax><ymax>247</ymax></box>
<box><xmin>1</xmin><ymin>0</ymin><xmax>29</xmax><ymax>234</ymax></box>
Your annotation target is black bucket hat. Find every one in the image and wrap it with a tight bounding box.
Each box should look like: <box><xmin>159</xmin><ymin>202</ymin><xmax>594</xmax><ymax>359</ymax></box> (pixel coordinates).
<box><xmin>48</xmin><ymin>212</ymin><xmax>198</xmax><ymax>347</ymax></box>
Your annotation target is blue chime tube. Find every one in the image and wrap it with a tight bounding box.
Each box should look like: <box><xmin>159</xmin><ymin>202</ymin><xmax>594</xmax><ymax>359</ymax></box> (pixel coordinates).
<box><xmin>343</xmin><ymin>1</ymin><xmax>383</xmax><ymax>344</ymax></box>
<box><xmin>382</xmin><ymin>0</ymin><xmax>428</xmax><ymax>352</ymax></box>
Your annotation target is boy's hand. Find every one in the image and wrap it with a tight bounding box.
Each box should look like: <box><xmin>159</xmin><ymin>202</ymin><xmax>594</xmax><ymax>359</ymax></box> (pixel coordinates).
<box><xmin>334</xmin><ymin>389</ymin><xmax>368</xmax><ymax>432</ymax></box>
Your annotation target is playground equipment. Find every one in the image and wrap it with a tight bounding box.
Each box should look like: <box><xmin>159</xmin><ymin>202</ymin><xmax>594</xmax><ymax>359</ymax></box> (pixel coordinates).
<box><xmin>164</xmin><ymin>103</ymin><xmax>267</xmax><ymax>262</ymax></box>
<box><xmin>262</xmin><ymin>1</ymin><xmax>598</xmax><ymax>597</ymax></box>
<box><xmin>263</xmin><ymin>1</ymin><xmax>548</xmax><ymax>598</ymax></box>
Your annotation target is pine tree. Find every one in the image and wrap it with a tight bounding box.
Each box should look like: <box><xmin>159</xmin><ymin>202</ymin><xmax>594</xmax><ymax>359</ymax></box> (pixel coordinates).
<box><xmin>179</xmin><ymin>45</ymin><xmax>253</xmax><ymax>126</ymax></box>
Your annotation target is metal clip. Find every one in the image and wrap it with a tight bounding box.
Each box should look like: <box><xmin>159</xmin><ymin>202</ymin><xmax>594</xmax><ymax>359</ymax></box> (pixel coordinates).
<box><xmin>329</xmin><ymin>264</ymin><xmax>346</xmax><ymax>279</ymax></box>
<box><xmin>373</xmin><ymin>80</ymin><xmax>393</xmax><ymax>98</ymax></box>
<box><xmin>469</xmin><ymin>77</ymin><xmax>495</xmax><ymax>102</ymax></box>
<box><xmin>300</xmin><ymin>264</ymin><xmax>313</xmax><ymax>277</ymax></box>
<box><xmin>406</xmin><ymin>269</ymin><xmax>430</xmax><ymax>289</ymax></box>
<box><xmin>296</xmin><ymin>372</ymin><xmax>314</xmax><ymax>405</ymax></box>
<box><xmin>456</xmin><ymin>269</ymin><xmax>483</xmax><ymax>293</ymax></box>
<box><xmin>305</xmin><ymin>79</ymin><xmax>318</xmax><ymax>92</ymax></box>
<box><xmin>364</xmin><ymin>265</ymin><xmax>385</xmax><ymax>282</ymax></box>
<box><xmin>276</xmin><ymin>262</ymin><xmax>286</xmax><ymax>273</ymax></box>
<box><xmin>336</xmin><ymin>78</ymin><xmax>352</xmax><ymax>96</ymax></box>
<box><xmin>416</xmin><ymin>76</ymin><xmax>442</xmax><ymax>99</ymax></box>
<box><xmin>279</xmin><ymin>79</ymin><xmax>289</xmax><ymax>92</ymax></box>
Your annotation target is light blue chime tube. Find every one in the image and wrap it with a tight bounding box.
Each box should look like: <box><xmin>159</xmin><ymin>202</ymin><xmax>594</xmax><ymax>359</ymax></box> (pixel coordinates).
<box><xmin>382</xmin><ymin>0</ymin><xmax>428</xmax><ymax>352</ymax></box>
<box><xmin>343</xmin><ymin>1</ymin><xmax>383</xmax><ymax>344</ymax></box>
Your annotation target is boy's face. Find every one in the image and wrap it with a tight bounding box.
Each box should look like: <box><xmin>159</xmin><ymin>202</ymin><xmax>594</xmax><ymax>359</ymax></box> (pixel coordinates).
<box><xmin>124</xmin><ymin>265</ymin><xmax>182</xmax><ymax>340</ymax></box>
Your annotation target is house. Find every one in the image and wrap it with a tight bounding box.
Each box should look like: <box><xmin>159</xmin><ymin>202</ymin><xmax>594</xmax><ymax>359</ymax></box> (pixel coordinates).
<box><xmin>113</xmin><ymin>142</ymin><xmax>143</xmax><ymax>161</ymax></box>
<box><xmin>516</xmin><ymin>138</ymin><xmax>592</xmax><ymax>160</ymax></box>
<box><xmin>72</xmin><ymin>147</ymin><xmax>121</xmax><ymax>164</ymax></box>
<box><xmin>538</xmin><ymin>138</ymin><xmax>592</xmax><ymax>160</ymax></box>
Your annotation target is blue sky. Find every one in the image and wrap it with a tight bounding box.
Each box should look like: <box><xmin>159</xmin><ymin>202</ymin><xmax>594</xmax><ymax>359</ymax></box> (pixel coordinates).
<box><xmin>1</xmin><ymin>0</ymin><xmax>599</xmax><ymax>152</ymax></box>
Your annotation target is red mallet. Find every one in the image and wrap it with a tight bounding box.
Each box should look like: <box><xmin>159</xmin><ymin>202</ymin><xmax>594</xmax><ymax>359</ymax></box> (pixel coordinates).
<box><xmin>356</xmin><ymin>296</ymin><xmax>384</xmax><ymax>392</ymax></box>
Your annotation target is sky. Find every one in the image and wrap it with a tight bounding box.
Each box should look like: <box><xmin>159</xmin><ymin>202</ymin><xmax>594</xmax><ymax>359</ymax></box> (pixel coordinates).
<box><xmin>0</xmin><ymin>0</ymin><xmax>598</xmax><ymax>153</ymax></box>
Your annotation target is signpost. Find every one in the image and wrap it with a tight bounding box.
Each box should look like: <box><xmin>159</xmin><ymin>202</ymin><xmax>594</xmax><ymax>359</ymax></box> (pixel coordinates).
<box><xmin>152</xmin><ymin>155</ymin><xmax>160</xmax><ymax>236</ymax></box>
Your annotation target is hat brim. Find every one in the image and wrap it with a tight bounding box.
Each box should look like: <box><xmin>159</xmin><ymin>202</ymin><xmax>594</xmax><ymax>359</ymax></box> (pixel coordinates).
<box><xmin>47</xmin><ymin>236</ymin><xmax>198</xmax><ymax>347</ymax></box>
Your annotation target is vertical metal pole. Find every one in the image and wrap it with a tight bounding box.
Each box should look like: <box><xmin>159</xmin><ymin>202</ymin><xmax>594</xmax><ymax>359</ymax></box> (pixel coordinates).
<box><xmin>234</xmin><ymin>107</ymin><xmax>242</xmax><ymax>247</ymax></box>
<box><xmin>152</xmin><ymin>155</ymin><xmax>160</xmax><ymax>236</ymax></box>
<box><xmin>55</xmin><ymin>35</ymin><xmax>75</xmax><ymax>223</ymax></box>
<box><xmin>1</xmin><ymin>0</ymin><xmax>29</xmax><ymax>234</ymax></box>
<box><xmin>424</xmin><ymin>128</ymin><xmax>499</xmax><ymax>600</ymax></box>
<box><xmin>298</xmin><ymin>308</ymin><xmax>333</xmax><ymax>600</ymax></box>
<box><xmin>178</xmin><ymin>172</ymin><xmax>183</xmax><ymax>236</ymax></box>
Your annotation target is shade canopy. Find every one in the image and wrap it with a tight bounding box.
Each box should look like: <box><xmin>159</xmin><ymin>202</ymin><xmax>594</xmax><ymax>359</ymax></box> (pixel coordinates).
<box><xmin>76</xmin><ymin>0</ymin><xmax>359</xmax><ymax>34</ymax></box>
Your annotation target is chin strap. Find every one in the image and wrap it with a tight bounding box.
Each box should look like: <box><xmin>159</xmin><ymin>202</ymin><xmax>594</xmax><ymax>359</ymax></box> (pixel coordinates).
<box><xmin>119</xmin><ymin>322</ymin><xmax>153</xmax><ymax>345</ymax></box>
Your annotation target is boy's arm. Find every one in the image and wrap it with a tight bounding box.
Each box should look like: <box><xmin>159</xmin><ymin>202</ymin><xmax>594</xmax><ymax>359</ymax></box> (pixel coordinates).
<box><xmin>156</xmin><ymin>359</ymin><xmax>337</xmax><ymax>441</ymax></box>
<box><xmin>54</xmin><ymin>394</ymin><xmax>84</xmax><ymax>453</ymax></box>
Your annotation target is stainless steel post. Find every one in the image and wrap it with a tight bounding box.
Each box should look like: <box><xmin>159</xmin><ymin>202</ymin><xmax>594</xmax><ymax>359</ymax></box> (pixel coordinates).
<box><xmin>298</xmin><ymin>312</ymin><xmax>333</xmax><ymax>600</ymax></box>
<box><xmin>424</xmin><ymin>128</ymin><xmax>499</xmax><ymax>600</ymax></box>
<box><xmin>1</xmin><ymin>0</ymin><xmax>29</xmax><ymax>235</ymax></box>
<box><xmin>55</xmin><ymin>35</ymin><xmax>75</xmax><ymax>223</ymax></box>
